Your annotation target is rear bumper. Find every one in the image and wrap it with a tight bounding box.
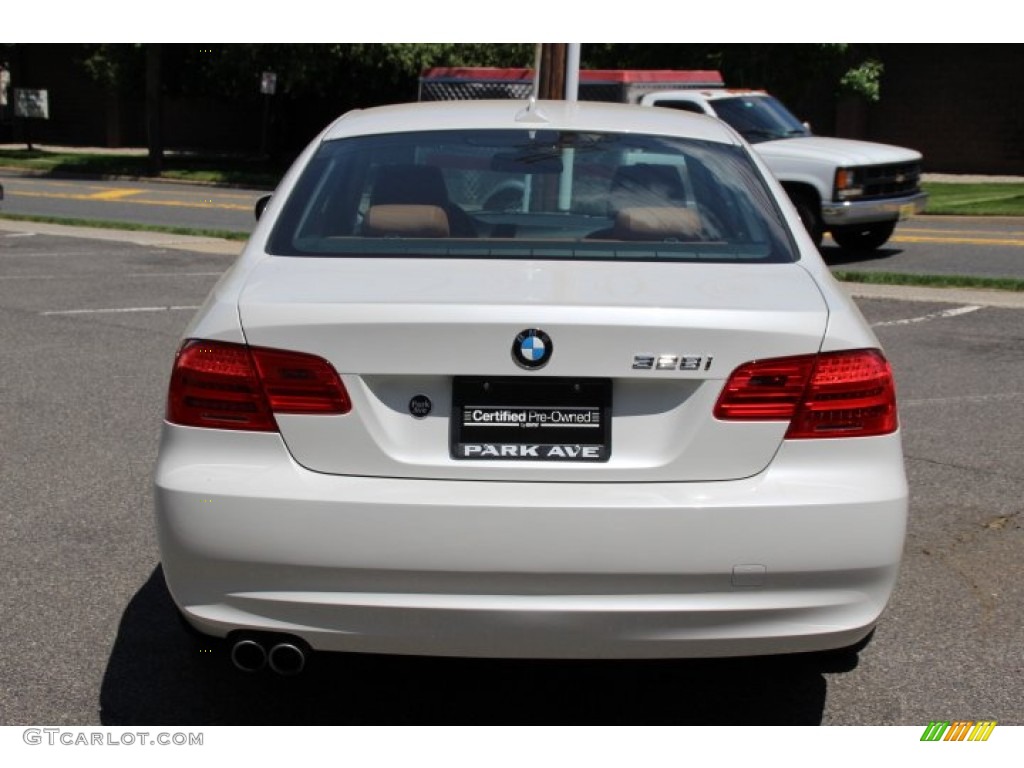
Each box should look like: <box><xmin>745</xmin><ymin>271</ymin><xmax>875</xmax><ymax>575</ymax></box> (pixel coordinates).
<box><xmin>822</xmin><ymin>191</ymin><xmax>928</xmax><ymax>227</ymax></box>
<box><xmin>154</xmin><ymin>424</ymin><xmax>908</xmax><ymax>659</ymax></box>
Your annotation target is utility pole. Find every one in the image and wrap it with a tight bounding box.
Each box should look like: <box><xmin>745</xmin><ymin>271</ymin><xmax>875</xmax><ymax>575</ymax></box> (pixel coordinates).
<box><xmin>536</xmin><ymin>44</ymin><xmax>568</xmax><ymax>100</ymax></box>
<box><xmin>146</xmin><ymin>44</ymin><xmax>163</xmax><ymax>176</ymax></box>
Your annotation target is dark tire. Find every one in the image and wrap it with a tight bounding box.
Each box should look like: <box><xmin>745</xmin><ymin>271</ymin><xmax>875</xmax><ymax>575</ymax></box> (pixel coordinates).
<box><xmin>830</xmin><ymin>221</ymin><xmax>896</xmax><ymax>252</ymax></box>
<box><xmin>790</xmin><ymin>192</ymin><xmax>823</xmax><ymax>247</ymax></box>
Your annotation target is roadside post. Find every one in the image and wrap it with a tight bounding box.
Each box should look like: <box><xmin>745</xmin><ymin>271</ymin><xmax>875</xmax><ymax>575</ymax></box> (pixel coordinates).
<box><xmin>260</xmin><ymin>71</ymin><xmax>277</xmax><ymax>158</ymax></box>
<box><xmin>13</xmin><ymin>87</ymin><xmax>48</xmax><ymax>151</ymax></box>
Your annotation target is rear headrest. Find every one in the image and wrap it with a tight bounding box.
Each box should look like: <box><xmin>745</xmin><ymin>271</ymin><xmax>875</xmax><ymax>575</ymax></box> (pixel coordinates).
<box><xmin>371</xmin><ymin>164</ymin><xmax>451</xmax><ymax>207</ymax></box>
<box><xmin>609</xmin><ymin>164</ymin><xmax>687</xmax><ymax>213</ymax></box>
<box><xmin>363</xmin><ymin>205</ymin><xmax>451</xmax><ymax>238</ymax></box>
<box><xmin>612</xmin><ymin>207</ymin><xmax>703</xmax><ymax>241</ymax></box>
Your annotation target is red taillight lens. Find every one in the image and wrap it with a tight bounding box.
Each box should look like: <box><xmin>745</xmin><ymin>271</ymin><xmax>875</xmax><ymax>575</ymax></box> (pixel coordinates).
<box><xmin>250</xmin><ymin>347</ymin><xmax>351</xmax><ymax>415</ymax></box>
<box><xmin>714</xmin><ymin>349</ymin><xmax>897</xmax><ymax>439</ymax></box>
<box><xmin>712</xmin><ymin>355</ymin><xmax>815</xmax><ymax>421</ymax></box>
<box><xmin>787</xmin><ymin>350</ymin><xmax>897</xmax><ymax>438</ymax></box>
<box><xmin>167</xmin><ymin>340</ymin><xmax>350</xmax><ymax>431</ymax></box>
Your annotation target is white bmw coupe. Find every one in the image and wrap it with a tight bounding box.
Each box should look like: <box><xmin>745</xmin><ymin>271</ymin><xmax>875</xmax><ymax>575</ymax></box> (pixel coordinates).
<box><xmin>154</xmin><ymin>99</ymin><xmax>907</xmax><ymax>674</ymax></box>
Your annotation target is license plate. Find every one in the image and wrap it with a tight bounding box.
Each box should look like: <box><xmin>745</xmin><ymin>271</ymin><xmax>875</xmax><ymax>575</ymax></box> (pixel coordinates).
<box><xmin>451</xmin><ymin>377</ymin><xmax>611</xmax><ymax>461</ymax></box>
<box><xmin>898</xmin><ymin>203</ymin><xmax>917</xmax><ymax>220</ymax></box>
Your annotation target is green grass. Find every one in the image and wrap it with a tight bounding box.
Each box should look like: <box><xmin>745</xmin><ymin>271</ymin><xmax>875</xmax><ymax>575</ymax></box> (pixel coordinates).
<box><xmin>0</xmin><ymin>212</ymin><xmax>250</xmax><ymax>241</ymax></box>
<box><xmin>833</xmin><ymin>270</ymin><xmax>1024</xmax><ymax>292</ymax></box>
<box><xmin>0</xmin><ymin>148</ymin><xmax>279</xmax><ymax>188</ymax></box>
<box><xmin>921</xmin><ymin>182</ymin><xmax>1024</xmax><ymax>216</ymax></box>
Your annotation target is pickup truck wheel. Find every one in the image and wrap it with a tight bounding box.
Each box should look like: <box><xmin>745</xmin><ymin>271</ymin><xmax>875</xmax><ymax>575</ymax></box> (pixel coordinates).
<box><xmin>830</xmin><ymin>221</ymin><xmax>897</xmax><ymax>252</ymax></box>
<box><xmin>791</xmin><ymin>194</ymin><xmax>823</xmax><ymax>248</ymax></box>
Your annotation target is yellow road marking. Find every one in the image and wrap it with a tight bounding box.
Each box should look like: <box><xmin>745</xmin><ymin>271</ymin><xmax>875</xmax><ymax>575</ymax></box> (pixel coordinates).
<box><xmin>5</xmin><ymin>186</ymin><xmax>1024</xmax><ymax>240</ymax></box>
<box><xmin>8</xmin><ymin>189</ymin><xmax>250</xmax><ymax>211</ymax></box>
<box><xmin>890</xmin><ymin>234</ymin><xmax>1024</xmax><ymax>247</ymax></box>
<box><xmin>898</xmin><ymin>226</ymin><xmax>1024</xmax><ymax>237</ymax></box>
<box><xmin>4</xmin><ymin>181</ymin><xmax>259</xmax><ymax>202</ymax></box>
<box><xmin>88</xmin><ymin>189</ymin><xmax>145</xmax><ymax>201</ymax></box>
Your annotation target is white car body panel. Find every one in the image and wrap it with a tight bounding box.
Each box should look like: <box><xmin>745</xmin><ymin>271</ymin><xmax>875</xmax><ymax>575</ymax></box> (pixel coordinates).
<box><xmin>755</xmin><ymin>135</ymin><xmax>922</xmax><ymax>168</ymax></box>
<box><xmin>237</xmin><ymin>258</ymin><xmax>830</xmax><ymax>481</ymax></box>
<box><xmin>156</xmin><ymin>426</ymin><xmax>906</xmax><ymax>658</ymax></box>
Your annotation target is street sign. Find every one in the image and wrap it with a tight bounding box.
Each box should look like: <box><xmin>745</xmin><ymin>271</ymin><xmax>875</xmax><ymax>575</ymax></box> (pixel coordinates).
<box><xmin>14</xmin><ymin>88</ymin><xmax>49</xmax><ymax>119</ymax></box>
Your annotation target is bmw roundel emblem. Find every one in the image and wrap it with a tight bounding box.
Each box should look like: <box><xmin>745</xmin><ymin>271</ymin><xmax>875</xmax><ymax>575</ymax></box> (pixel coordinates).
<box><xmin>512</xmin><ymin>329</ymin><xmax>553</xmax><ymax>369</ymax></box>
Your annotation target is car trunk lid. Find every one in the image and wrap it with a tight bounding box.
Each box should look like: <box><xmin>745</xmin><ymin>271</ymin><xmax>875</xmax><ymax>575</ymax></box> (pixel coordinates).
<box><xmin>237</xmin><ymin>256</ymin><xmax>829</xmax><ymax>482</ymax></box>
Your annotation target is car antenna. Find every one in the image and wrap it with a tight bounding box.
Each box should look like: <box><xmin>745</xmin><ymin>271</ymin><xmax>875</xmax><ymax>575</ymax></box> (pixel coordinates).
<box><xmin>515</xmin><ymin>97</ymin><xmax>549</xmax><ymax>125</ymax></box>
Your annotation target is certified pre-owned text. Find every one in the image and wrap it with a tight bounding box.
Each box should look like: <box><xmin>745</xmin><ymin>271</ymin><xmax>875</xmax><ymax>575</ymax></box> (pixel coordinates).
<box><xmin>463</xmin><ymin>407</ymin><xmax>600</xmax><ymax>426</ymax></box>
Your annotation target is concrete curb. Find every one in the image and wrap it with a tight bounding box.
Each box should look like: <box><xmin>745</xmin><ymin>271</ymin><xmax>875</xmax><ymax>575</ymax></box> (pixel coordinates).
<box><xmin>840</xmin><ymin>281</ymin><xmax>1024</xmax><ymax>309</ymax></box>
<box><xmin>0</xmin><ymin>217</ymin><xmax>244</xmax><ymax>256</ymax></box>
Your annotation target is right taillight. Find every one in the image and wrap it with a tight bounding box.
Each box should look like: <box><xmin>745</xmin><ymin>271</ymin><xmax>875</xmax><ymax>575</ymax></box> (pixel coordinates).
<box><xmin>167</xmin><ymin>339</ymin><xmax>350</xmax><ymax>431</ymax></box>
<box><xmin>714</xmin><ymin>349</ymin><xmax>897</xmax><ymax>439</ymax></box>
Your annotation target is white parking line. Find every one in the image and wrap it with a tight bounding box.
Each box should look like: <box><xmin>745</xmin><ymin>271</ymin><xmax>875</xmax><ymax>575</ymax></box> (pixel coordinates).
<box><xmin>872</xmin><ymin>305</ymin><xmax>982</xmax><ymax>327</ymax></box>
<box><xmin>41</xmin><ymin>305</ymin><xmax>201</xmax><ymax>316</ymax></box>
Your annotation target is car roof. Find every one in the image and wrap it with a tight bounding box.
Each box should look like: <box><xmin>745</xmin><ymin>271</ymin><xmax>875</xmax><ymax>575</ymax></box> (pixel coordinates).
<box><xmin>321</xmin><ymin>99</ymin><xmax>741</xmax><ymax>145</ymax></box>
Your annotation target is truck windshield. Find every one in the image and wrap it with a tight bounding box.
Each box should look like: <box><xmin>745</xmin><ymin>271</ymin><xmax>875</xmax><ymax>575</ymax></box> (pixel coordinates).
<box><xmin>712</xmin><ymin>96</ymin><xmax>810</xmax><ymax>144</ymax></box>
<box><xmin>267</xmin><ymin>128</ymin><xmax>796</xmax><ymax>264</ymax></box>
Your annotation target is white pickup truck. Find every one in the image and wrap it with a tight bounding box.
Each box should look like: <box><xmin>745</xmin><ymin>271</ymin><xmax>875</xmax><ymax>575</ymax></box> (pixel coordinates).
<box><xmin>640</xmin><ymin>89</ymin><xmax>928</xmax><ymax>251</ymax></box>
<box><xmin>419</xmin><ymin>68</ymin><xmax>928</xmax><ymax>251</ymax></box>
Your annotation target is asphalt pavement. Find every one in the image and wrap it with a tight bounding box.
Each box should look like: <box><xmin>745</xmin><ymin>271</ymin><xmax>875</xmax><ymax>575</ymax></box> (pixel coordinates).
<box><xmin>4</xmin><ymin>172</ymin><xmax>1024</xmax><ymax>283</ymax></box>
<box><xmin>0</xmin><ymin>220</ymin><xmax>1021</xmax><ymax>725</ymax></box>
<box><xmin>3</xmin><ymin>216</ymin><xmax>1022</xmax><ymax>308</ymax></box>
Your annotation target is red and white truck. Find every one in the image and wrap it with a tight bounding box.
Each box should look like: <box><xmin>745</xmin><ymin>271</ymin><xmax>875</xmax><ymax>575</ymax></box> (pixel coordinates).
<box><xmin>420</xmin><ymin>67</ymin><xmax>928</xmax><ymax>251</ymax></box>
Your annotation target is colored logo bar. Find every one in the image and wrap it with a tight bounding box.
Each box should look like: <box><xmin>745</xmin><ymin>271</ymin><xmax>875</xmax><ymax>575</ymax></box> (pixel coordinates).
<box><xmin>921</xmin><ymin>721</ymin><xmax>997</xmax><ymax>742</ymax></box>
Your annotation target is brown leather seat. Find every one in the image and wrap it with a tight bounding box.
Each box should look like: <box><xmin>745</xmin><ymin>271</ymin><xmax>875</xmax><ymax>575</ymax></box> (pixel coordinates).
<box><xmin>612</xmin><ymin>207</ymin><xmax>703</xmax><ymax>241</ymax></box>
<box><xmin>363</xmin><ymin>205</ymin><xmax>451</xmax><ymax>238</ymax></box>
<box><xmin>608</xmin><ymin>163</ymin><xmax>688</xmax><ymax>215</ymax></box>
<box><xmin>370</xmin><ymin>164</ymin><xmax>476</xmax><ymax>237</ymax></box>
<box><xmin>588</xmin><ymin>164</ymin><xmax>698</xmax><ymax>241</ymax></box>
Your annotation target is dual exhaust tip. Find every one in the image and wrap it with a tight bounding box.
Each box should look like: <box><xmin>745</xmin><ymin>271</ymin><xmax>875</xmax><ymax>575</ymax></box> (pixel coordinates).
<box><xmin>230</xmin><ymin>634</ymin><xmax>309</xmax><ymax>676</ymax></box>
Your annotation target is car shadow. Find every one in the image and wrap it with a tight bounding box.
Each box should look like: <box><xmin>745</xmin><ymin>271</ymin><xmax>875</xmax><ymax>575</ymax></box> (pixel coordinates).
<box><xmin>820</xmin><ymin>243</ymin><xmax>902</xmax><ymax>267</ymax></box>
<box><xmin>100</xmin><ymin>567</ymin><xmax>846</xmax><ymax>725</ymax></box>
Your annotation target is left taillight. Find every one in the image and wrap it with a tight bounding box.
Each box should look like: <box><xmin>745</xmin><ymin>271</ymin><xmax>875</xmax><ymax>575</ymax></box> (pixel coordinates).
<box><xmin>166</xmin><ymin>340</ymin><xmax>350</xmax><ymax>431</ymax></box>
<box><xmin>714</xmin><ymin>349</ymin><xmax>898</xmax><ymax>439</ymax></box>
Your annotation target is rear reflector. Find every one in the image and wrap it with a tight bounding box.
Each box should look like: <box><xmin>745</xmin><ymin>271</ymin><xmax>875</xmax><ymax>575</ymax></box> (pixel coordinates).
<box><xmin>714</xmin><ymin>349</ymin><xmax>897</xmax><ymax>438</ymax></box>
<box><xmin>167</xmin><ymin>340</ymin><xmax>350</xmax><ymax>431</ymax></box>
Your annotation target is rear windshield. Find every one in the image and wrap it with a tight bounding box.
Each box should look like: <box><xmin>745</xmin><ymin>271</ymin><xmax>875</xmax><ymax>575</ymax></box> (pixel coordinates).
<box><xmin>268</xmin><ymin>129</ymin><xmax>797</xmax><ymax>263</ymax></box>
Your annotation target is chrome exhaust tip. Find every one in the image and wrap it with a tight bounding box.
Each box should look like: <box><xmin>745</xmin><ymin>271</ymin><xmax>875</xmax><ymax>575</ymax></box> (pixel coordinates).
<box><xmin>268</xmin><ymin>642</ymin><xmax>306</xmax><ymax>676</ymax></box>
<box><xmin>230</xmin><ymin>638</ymin><xmax>267</xmax><ymax>672</ymax></box>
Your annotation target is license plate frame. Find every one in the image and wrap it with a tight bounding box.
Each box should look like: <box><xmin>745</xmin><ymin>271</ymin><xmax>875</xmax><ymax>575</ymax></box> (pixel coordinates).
<box><xmin>451</xmin><ymin>377</ymin><xmax>611</xmax><ymax>462</ymax></box>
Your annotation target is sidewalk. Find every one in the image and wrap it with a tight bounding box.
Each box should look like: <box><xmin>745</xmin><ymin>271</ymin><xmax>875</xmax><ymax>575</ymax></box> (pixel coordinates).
<box><xmin>922</xmin><ymin>173</ymin><xmax>1024</xmax><ymax>184</ymax></box>
<box><xmin>0</xmin><ymin>216</ymin><xmax>242</xmax><ymax>256</ymax></box>
<box><xmin>0</xmin><ymin>143</ymin><xmax>244</xmax><ymax>158</ymax></box>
